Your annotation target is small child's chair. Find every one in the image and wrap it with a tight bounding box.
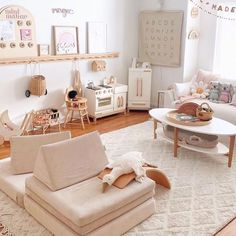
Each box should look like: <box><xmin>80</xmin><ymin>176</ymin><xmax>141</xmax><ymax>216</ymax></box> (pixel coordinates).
<box><xmin>64</xmin><ymin>87</ymin><xmax>90</xmax><ymax>129</ymax></box>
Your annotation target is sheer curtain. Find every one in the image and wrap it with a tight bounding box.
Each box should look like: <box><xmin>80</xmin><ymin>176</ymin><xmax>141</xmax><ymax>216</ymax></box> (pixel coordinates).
<box><xmin>213</xmin><ymin>3</ymin><xmax>236</xmax><ymax>80</ymax></box>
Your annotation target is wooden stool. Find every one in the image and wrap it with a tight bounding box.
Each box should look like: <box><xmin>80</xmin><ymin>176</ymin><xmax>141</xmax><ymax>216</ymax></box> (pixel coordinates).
<box><xmin>64</xmin><ymin>97</ymin><xmax>90</xmax><ymax>129</ymax></box>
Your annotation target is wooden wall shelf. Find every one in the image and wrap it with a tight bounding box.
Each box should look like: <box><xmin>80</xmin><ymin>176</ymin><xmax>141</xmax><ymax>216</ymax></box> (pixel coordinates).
<box><xmin>0</xmin><ymin>52</ymin><xmax>119</xmax><ymax>65</ymax></box>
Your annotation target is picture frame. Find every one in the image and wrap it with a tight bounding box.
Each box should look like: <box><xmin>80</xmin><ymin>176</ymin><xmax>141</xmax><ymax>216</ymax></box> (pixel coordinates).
<box><xmin>53</xmin><ymin>26</ymin><xmax>79</xmax><ymax>55</ymax></box>
<box><xmin>87</xmin><ymin>22</ymin><xmax>107</xmax><ymax>53</ymax></box>
<box><xmin>38</xmin><ymin>44</ymin><xmax>50</xmax><ymax>56</ymax></box>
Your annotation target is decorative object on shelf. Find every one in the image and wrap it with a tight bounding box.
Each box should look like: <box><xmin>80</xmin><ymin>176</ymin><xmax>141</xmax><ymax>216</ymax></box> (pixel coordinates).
<box><xmin>92</xmin><ymin>60</ymin><xmax>106</xmax><ymax>72</ymax></box>
<box><xmin>87</xmin><ymin>22</ymin><xmax>107</xmax><ymax>53</ymax></box>
<box><xmin>139</xmin><ymin>11</ymin><xmax>183</xmax><ymax>67</ymax></box>
<box><xmin>196</xmin><ymin>102</ymin><xmax>214</xmax><ymax>121</ymax></box>
<box><xmin>0</xmin><ymin>5</ymin><xmax>37</xmax><ymax>58</ymax></box>
<box><xmin>38</xmin><ymin>44</ymin><xmax>50</xmax><ymax>56</ymax></box>
<box><xmin>188</xmin><ymin>30</ymin><xmax>200</xmax><ymax>40</ymax></box>
<box><xmin>53</xmin><ymin>25</ymin><xmax>79</xmax><ymax>55</ymax></box>
<box><xmin>191</xmin><ymin>7</ymin><xmax>199</xmax><ymax>18</ymax></box>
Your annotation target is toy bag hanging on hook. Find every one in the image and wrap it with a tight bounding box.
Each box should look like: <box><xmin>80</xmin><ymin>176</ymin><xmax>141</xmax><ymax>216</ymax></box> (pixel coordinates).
<box><xmin>25</xmin><ymin>62</ymin><xmax>47</xmax><ymax>97</ymax></box>
<box><xmin>72</xmin><ymin>60</ymin><xmax>82</xmax><ymax>97</ymax></box>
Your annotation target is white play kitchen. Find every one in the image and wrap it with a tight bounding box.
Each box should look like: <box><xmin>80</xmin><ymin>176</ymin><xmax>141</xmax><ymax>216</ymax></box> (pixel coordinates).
<box><xmin>85</xmin><ymin>83</ymin><xmax>128</xmax><ymax>122</ymax></box>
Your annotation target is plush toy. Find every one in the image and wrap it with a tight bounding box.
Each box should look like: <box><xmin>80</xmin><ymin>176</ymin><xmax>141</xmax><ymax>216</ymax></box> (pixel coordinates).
<box><xmin>208</xmin><ymin>81</ymin><xmax>220</xmax><ymax>102</ymax></box>
<box><xmin>219</xmin><ymin>83</ymin><xmax>233</xmax><ymax>103</ymax></box>
<box><xmin>102</xmin><ymin>152</ymin><xmax>148</xmax><ymax>192</ymax></box>
<box><xmin>190</xmin><ymin>81</ymin><xmax>209</xmax><ymax>99</ymax></box>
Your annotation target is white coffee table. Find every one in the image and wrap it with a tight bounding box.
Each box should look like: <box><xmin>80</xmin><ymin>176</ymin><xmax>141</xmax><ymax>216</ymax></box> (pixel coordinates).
<box><xmin>149</xmin><ymin>108</ymin><xmax>236</xmax><ymax>167</ymax></box>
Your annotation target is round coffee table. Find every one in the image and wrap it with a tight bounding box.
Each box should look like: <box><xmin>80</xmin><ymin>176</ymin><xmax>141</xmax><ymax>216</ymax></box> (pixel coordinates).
<box><xmin>149</xmin><ymin>108</ymin><xmax>236</xmax><ymax>167</ymax></box>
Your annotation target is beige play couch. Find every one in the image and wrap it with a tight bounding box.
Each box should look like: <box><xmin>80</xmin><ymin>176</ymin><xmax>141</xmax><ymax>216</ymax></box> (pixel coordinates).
<box><xmin>0</xmin><ymin>131</ymin><xmax>156</xmax><ymax>235</ymax></box>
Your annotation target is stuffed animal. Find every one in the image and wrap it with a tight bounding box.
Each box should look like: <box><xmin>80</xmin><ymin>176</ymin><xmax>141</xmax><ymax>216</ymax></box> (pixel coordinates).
<box><xmin>102</xmin><ymin>151</ymin><xmax>147</xmax><ymax>192</ymax></box>
<box><xmin>190</xmin><ymin>81</ymin><xmax>209</xmax><ymax>99</ymax></box>
<box><xmin>208</xmin><ymin>81</ymin><xmax>220</xmax><ymax>102</ymax></box>
<box><xmin>219</xmin><ymin>83</ymin><xmax>233</xmax><ymax>103</ymax></box>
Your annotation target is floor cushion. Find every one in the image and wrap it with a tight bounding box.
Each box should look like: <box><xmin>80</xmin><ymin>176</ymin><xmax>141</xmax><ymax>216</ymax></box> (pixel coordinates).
<box><xmin>25</xmin><ymin>175</ymin><xmax>155</xmax><ymax>235</ymax></box>
<box><xmin>0</xmin><ymin>158</ymin><xmax>31</xmax><ymax>207</ymax></box>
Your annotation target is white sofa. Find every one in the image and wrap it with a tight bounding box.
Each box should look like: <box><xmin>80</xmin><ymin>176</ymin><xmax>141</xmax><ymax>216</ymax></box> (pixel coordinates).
<box><xmin>164</xmin><ymin>70</ymin><xmax>236</xmax><ymax>125</ymax></box>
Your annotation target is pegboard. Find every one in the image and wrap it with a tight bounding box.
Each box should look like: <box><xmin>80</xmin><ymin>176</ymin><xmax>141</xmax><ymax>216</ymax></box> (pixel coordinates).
<box><xmin>0</xmin><ymin>5</ymin><xmax>37</xmax><ymax>58</ymax></box>
<box><xmin>139</xmin><ymin>11</ymin><xmax>183</xmax><ymax>67</ymax></box>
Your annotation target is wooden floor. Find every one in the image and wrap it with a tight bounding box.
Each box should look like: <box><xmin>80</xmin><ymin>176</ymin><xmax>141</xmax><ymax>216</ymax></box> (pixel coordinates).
<box><xmin>0</xmin><ymin>110</ymin><xmax>149</xmax><ymax>159</ymax></box>
<box><xmin>0</xmin><ymin>110</ymin><xmax>235</xmax><ymax>235</ymax></box>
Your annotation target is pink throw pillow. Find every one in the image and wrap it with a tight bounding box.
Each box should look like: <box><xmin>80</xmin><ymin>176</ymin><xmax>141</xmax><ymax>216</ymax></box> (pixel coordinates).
<box><xmin>196</xmin><ymin>70</ymin><xmax>219</xmax><ymax>84</ymax></box>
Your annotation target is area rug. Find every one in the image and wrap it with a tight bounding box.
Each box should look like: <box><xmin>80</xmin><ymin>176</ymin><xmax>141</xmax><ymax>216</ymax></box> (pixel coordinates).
<box><xmin>1</xmin><ymin>120</ymin><xmax>236</xmax><ymax>235</ymax></box>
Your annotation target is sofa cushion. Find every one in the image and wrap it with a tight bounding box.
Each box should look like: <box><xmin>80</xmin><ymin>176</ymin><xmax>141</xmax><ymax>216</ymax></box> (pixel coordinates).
<box><xmin>196</xmin><ymin>69</ymin><xmax>219</xmax><ymax>84</ymax></box>
<box><xmin>25</xmin><ymin>175</ymin><xmax>155</xmax><ymax>234</ymax></box>
<box><xmin>10</xmin><ymin>131</ymin><xmax>71</xmax><ymax>174</ymax></box>
<box><xmin>173</xmin><ymin>82</ymin><xmax>192</xmax><ymax>100</ymax></box>
<box><xmin>34</xmin><ymin>131</ymin><xmax>108</xmax><ymax>191</ymax></box>
<box><xmin>0</xmin><ymin>158</ymin><xmax>31</xmax><ymax>208</ymax></box>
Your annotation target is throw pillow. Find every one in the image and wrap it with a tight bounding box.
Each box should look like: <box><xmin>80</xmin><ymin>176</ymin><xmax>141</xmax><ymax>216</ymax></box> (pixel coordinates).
<box><xmin>190</xmin><ymin>80</ymin><xmax>209</xmax><ymax>99</ymax></box>
<box><xmin>173</xmin><ymin>82</ymin><xmax>192</xmax><ymax>100</ymax></box>
<box><xmin>196</xmin><ymin>69</ymin><xmax>219</xmax><ymax>84</ymax></box>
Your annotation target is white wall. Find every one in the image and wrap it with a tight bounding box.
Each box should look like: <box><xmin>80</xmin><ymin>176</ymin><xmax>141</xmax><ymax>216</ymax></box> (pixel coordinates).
<box><xmin>138</xmin><ymin>0</ymin><xmax>188</xmax><ymax>106</ymax></box>
<box><xmin>0</xmin><ymin>0</ymin><xmax>139</xmax><ymax>122</ymax></box>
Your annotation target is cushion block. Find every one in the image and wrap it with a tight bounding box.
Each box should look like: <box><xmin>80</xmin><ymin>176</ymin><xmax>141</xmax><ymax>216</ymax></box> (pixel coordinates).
<box><xmin>10</xmin><ymin>131</ymin><xmax>71</xmax><ymax>174</ymax></box>
<box><xmin>0</xmin><ymin>158</ymin><xmax>31</xmax><ymax>208</ymax></box>
<box><xmin>25</xmin><ymin>175</ymin><xmax>155</xmax><ymax>234</ymax></box>
<box><xmin>34</xmin><ymin>131</ymin><xmax>109</xmax><ymax>191</ymax></box>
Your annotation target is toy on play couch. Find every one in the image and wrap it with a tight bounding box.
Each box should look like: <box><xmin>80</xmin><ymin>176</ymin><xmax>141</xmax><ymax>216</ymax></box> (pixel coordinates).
<box><xmin>190</xmin><ymin>81</ymin><xmax>209</xmax><ymax>99</ymax></box>
<box><xmin>99</xmin><ymin>151</ymin><xmax>171</xmax><ymax>192</ymax></box>
<box><xmin>219</xmin><ymin>83</ymin><xmax>234</xmax><ymax>103</ymax></box>
<box><xmin>208</xmin><ymin>81</ymin><xmax>220</xmax><ymax>102</ymax></box>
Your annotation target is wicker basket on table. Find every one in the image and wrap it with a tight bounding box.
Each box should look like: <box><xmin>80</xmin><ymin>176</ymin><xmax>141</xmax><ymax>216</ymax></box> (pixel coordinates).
<box><xmin>196</xmin><ymin>103</ymin><xmax>214</xmax><ymax>121</ymax></box>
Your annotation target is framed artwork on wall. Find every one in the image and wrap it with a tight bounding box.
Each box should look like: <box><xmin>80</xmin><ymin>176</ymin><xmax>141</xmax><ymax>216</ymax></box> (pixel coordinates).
<box><xmin>38</xmin><ymin>44</ymin><xmax>50</xmax><ymax>56</ymax></box>
<box><xmin>87</xmin><ymin>22</ymin><xmax>107</xmax><ymax>53</ymax></box>
<box><xmin>53</xmin><ymin>26</ymin><xmax>79</xmax><ymax>55</ymax></box>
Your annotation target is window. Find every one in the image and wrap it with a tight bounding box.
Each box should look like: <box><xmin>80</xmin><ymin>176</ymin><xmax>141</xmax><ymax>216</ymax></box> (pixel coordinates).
<box><xmin>213</xmin><ymin>2</ymin><xmax>236</xmax><ymax>80</ymax></box>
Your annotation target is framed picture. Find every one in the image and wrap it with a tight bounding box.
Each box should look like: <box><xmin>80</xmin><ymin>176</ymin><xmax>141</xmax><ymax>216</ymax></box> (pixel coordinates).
<box><xmin>53</xmin><ymin>26</ymin><xmax>79</xmax><ymax>55</ymax></box>
<box><xmin>20</xmin><ymin>29</ymin><xmax>32</xmax><ymax>41</ymax></box>
<box><xmin>87</xmin><ymin>22</ymin><xmax>107</xmax><ymax>53</ymax></box>
<box><xmin>38</xmin><ymin>44</ymin><xmax>50</xmax><ymax>56</ymax></box>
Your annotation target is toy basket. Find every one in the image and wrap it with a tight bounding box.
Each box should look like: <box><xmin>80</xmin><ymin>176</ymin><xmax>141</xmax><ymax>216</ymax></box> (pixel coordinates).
<box><xmin>25</xmin><ymin>75</ymin><xmax>47</xmax><ymax>97</ymax></box>
<box><xmin>196</xmin><ymin>102</ymin><xmax>214</xmax><ymax>121</ymax></box>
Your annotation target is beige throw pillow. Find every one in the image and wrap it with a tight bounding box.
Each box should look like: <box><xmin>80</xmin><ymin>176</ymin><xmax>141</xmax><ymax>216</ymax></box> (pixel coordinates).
<box><xmin>10</xmin><ymin>131</ymin><xmax>71</xmax><ymax>174</ymax></box>
<box><xmin>33</xmin><ymin>131</ymin><xmax>108</xmax><ymax>191</ymax></box>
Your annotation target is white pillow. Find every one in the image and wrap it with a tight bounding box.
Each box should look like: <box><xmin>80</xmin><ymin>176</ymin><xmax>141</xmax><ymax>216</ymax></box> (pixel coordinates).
<box><xmin>34</xmin><ymin>131</ymin><xmax>108</xmax><ymax>191</ymax></box>
<box><xmin>173</xmin><ymin>82</ymin><xmax>192</xmax><ymax>100</ymax></box>
<box><xmin>10</xmin><ymin>131</ymin><xmax>71</xmax><ymax>174</ymax></box>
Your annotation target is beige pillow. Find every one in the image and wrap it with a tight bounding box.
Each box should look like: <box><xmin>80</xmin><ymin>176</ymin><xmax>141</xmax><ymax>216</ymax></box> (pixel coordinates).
<box><xmin>10</xmin><ymin>131</ymin><xmax>71</xmax><ymax>174</ymax></box>
<box><xmin>196</xmin><ymin>69</ymin><xmax>219</xmax><ymax>84</ymax></box>
<box><xmin>34</xmin><ymin>131</ymin><xmax>108</xmax><ymax>191</ymax></box>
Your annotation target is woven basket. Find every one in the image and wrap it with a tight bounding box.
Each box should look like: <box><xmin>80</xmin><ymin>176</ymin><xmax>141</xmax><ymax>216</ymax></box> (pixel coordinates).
<box><xmin>196</xmin><ymin>103</ymin><xmax>214</xmax><ymax>121</ymax></box>
<box><xmin>29</xmin><ymin>75</ymin><xmax>46</xmax><ymax>96</ymax></box>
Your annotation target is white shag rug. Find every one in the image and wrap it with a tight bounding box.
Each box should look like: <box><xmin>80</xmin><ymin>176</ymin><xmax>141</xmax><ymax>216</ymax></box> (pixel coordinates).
<box><xmin>1</xmin><ymin>120</ymin><xmax>236</xmax><ymax>236</ymax></box>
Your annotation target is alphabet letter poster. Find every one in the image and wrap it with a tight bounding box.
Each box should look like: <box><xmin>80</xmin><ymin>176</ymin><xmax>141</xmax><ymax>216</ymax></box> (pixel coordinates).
<box><xmin>139</xmin><ymin>11</ymin><xmax>183</xmax><ymax>67</ymax></box>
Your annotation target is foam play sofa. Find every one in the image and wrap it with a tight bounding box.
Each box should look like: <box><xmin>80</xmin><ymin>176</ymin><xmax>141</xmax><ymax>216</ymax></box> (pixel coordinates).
<box><xmin>164</xmin><ymin>70</ymin><xmax>236</xmax><ymax>125</ymax></box>
<box><xmin>0</xmin><ymin>131</ymin><xmax>71</xmax><ymax>208</ymax></box>
<box><xmin>24</xmin><ymin>131</ymin><xmax>156</xmax><ymax>236</ymax></box>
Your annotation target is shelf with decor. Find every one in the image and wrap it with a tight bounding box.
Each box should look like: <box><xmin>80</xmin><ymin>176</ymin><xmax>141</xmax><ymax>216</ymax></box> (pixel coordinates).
<box><xmin>0</xmin><ymin>52</ymin><xmax>119</xmax><ymax>65</ymax></box>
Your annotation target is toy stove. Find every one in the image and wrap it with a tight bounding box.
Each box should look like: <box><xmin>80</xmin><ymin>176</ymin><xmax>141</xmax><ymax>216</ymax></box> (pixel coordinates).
<box><xmin>85</xmin><ymin>85</ymin><xmax>114</xmax><ymax>118</ymax></box>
